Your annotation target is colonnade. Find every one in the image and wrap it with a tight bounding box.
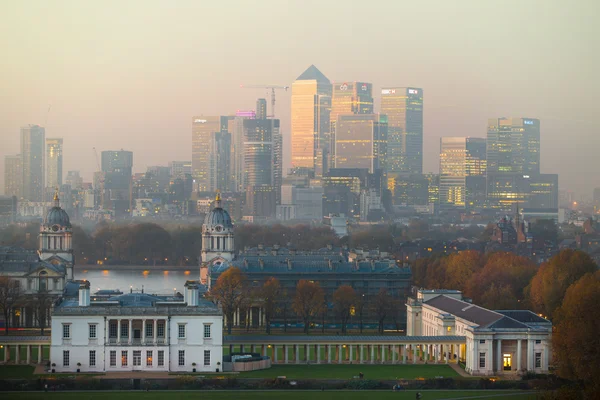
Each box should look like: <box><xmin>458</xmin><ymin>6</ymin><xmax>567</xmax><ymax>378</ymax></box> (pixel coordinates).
<box><xmin>226</xmin><ymin>339</ymin><xmax>465</xmax><ymax>365</ymax></box>
<box><xmin>1</xmin><ymin>343</ymin><xmax>49</xmax><ymax>365</ymax></box>
<box><xmin>106</xmin><ymin>318</ymin><xmax>167</xmax><ymax>345</ymax></box>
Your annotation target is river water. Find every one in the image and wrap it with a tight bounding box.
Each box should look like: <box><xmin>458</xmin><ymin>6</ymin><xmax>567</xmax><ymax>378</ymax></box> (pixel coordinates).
<box><xmin>74</xmin><ymin>266</ymin><xmax>199</xmax><ymax>295</ymax></box>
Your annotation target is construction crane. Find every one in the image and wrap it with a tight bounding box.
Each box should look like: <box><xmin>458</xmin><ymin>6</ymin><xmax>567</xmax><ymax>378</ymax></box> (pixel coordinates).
<box><xmin>240</xmin><ymin>85</ymin><xmax>289</xmax><ymax>118</ymax></box>
<box><xmin>93</xmin><ymin>147</ymin><xmax>105</xmax><ymax>210</ymax></box>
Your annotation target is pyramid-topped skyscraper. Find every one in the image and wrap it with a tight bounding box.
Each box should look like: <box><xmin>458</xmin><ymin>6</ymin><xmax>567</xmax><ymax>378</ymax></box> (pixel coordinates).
<box><xmin>291</xmin><ymin>65</ymin><xmax>332</xmax><ymax>176</ymax></box>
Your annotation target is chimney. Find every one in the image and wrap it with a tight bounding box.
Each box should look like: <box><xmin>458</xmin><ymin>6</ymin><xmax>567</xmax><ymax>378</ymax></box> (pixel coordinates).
<box><xmin>370</xmin><ymin>259</ymin><xmax>376</xmax><ymax>272</ymax></box>
<box><xmin>287</xmin><ymin>259</ymin><xmax>292</xmax><ymax>271</ymax></box>
<box><xmin>259</xmin><ymin>258</ymin><xmax>265</xmax><ymax>270</ymax></box>
<box><xmin>328</xmin><ymin>259</ymin><xmax>333</xmax><ymax>271</ymax></box>
<box><xmin>185</xmin><ymin>280</ymin><xmax>199</xmax><ymax>306</ymax></box>
<box><xmin>78</xmin><ymin>280</ymin><xmax>90</xmax><ymax>307</ymax></box>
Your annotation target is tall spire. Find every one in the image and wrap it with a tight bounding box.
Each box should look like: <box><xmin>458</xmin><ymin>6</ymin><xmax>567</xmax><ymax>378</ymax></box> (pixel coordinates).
<box><xmin>53</xmin><ymin>187</ymin><xmax>60</xmax><ymax>208</ymax></box>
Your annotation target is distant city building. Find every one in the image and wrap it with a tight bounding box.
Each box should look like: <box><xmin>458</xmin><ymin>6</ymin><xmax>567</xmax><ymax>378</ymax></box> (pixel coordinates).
<box><xmin>65</xmin><ymin>171</ymin><xmax>83</xmax><ymax>190</ymax></box>
<box><xmin>388</xmin><ymin>174</ymin><xmax>430</xmax><ymax>207</ymax></box>
<box><xmin>290</xmin><ymin>65</ymin><xmax>332</xmax><ymax>174</ymax></box>
<box><xmin>330</xmin><ymin>81</ymin><xmax>373</xmax><ymax>123</ymax></box>
<box><xmin>255</xmin><ymin>98</ymin><xmax>267</xmax><ymax>119</ymax></box>
<box><xmin>228</xmin><ymin>113</ymin><xmax>254</xmax><ymax>192</ymax></box>
<box><xmin>331</xmin><ymin>114</ymin><xmax>387</xmax><ymax>173</ymax></box>
<box><xmin>46</xmin><ymin>138</ymin><xmax>63</xmax><ymax>189</ymax></box>
<box><xmin>191</xmin><ymin>116</ymin><xmax>231</xmax><ymax>192</ymax></box>
<box><xmin>21</xmin><ymin>125</ymin><xmax>46</xmax><ymax>202</ymax></box>
<box><xmin>0</xmin><ymin>195</ymin><xmax>17</xmax><ymax>224</ymax></box>
<box><xmin>322</xmin><ymin>169</ymin><xmax>384</xmax><ymax>220</ymax></box>
<box><xmin>101</xmin><ymin>150</ymin><xmax>133</xmax><ymax>218</ymax></box>
<box><xmin>439</xmin><ymin>137</ymin><xmax>486</xmax><ymax>210</ymax></box>
<box><xmin>4</xmin><ymin>154</ymin><xmax>22</xmax><ymax>198</ymax></box>
<box><xmin>279</xmin><ymin>184</ymin><xmax>323</xmax><ymax>220</ymax></box>
<box><xmin>380</xmin><ymin>87</ymin><xmax>424</xmax><ymax>174</ymax></box>
<box><xmin>169</xmin><ymin>161</ymin><xmax>192</xmax><ymax>179</ymax></box>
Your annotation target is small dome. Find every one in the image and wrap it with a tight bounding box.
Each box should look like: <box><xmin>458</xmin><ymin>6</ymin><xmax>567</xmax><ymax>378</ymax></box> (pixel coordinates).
<box><xmin>204</xmin><ymin>207</ymin><xmax>233</xmax><ymax>228</ymax></box>
<box><xmin>44</xmin><ymin>206</ymin><xmax>71</xmax><ymax>228</ymax></box>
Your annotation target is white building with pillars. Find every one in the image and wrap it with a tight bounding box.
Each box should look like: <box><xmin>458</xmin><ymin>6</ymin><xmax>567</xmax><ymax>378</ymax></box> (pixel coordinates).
<box><xmin>406</xmin><ymin>289</ymin><xmax>552</xmax><ymax>376</ymax></box>
<box><xmin>50</xmin><ymin>280</ymin><xmax>223</xmax><ymax>373</ymax></box>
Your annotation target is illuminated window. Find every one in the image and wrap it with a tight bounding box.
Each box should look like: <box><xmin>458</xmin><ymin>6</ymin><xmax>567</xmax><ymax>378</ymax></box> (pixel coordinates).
<box><xmin>147</xmin><ymin>351</ymin><xmax>153</xmax><ymax>367</ymax></box>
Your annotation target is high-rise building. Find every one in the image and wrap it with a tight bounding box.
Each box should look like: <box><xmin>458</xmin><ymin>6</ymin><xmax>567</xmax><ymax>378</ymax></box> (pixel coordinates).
<box><xmin>169</xmin><ymin>161</ymin><xmax>192</xmax><ymax>179</ymax></box>
<box><xmin>332</xmin><ymin>114</ymin><xmax>387</xmax><ymax>173</ymax></box>
<box><xmin>487</xmin><ymin>117</ymin><xmax>540</xmax><ymax>175</ymax></box>
<box><xmin>380</xmin><ymin>87</ymin><xmax>424</xmax><ymax>174</ymax></box>
<box><xmin>191</xmin><ymin>116</ymin><xmax>231</xmax><ymax>192</ymax></box>
<box><xmin>290</xmin><ymin>65</ymin><xmax>332</xmax><ymax>173</ymax></box>
<box><xmin>101</xmin><ymin>150</ymin><xmax>133</xmax><ymax>217</ymax></box>
<box><xmin>46</xmin><ymin>138</ymin><xmax>63</xmax><ymax>189</ymax></box>
<box><xmin>439</xmin><ymin>137</ymin><xmax>486</xmax><ymax>210</ymax></box>
<box><xmin>65</xmin><ymin>171</ymin><xmax>83</xmax><ymax>190</ymax></box>
<box><xmin>4</xmin><ymin>154</ymin><xmax>22</xmax><ymax>198</ymax></box>
<box><xmin>330</xmin><ymin>81</ymin><xmax>373</xmax><ymax>123</ymax></box>
<box><xmin>21</xmin><ymin>124</ymin><xmax>46</xmax><ymax>202</ymax></box>
<box><xmin>486</xmin><ymin>118</ymin><xmax>546</xmax><ymax>211</ymax></box>
<box><xmin>256</xmin><ymin>98</ymin><xmax>267</xmax><ymax>120</ymax></box>
<box><xmin>228</xmin><ymin>113</ymin><xmax>255</xmax><ymax>192</ymax></box>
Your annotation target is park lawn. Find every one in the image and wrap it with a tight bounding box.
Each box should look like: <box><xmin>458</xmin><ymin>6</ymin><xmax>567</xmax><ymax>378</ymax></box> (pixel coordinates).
<box><xmin>0</xmin><ymin>365</ymin><xmax>35</xmax><ymax>378</ymax></box>
<box><xmin>239</xmin><ymin>364</ymin><xmax>460</xmax><ymax>379</ymax></box>
<box><xmin>0</xmin><ymin>391</ymin><xmax>537</xmax><ymax>400</ymax></box>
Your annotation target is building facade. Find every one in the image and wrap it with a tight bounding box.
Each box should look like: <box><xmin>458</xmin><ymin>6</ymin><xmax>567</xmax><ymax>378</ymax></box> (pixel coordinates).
<box><xmin>191</xmin><ymin>116</ymin><xmax>231</xmax><ymax>192</ymax></box>
<box><xmin>331</xmin><ymin>114</ymin><xmax>387</xmax><ymax>173</ymax></box>
<box><xmin>50</xmin><ymin>280</ymin><xmax>223</xmax><ymax>373</ymax></box>
<box><xmin>406</xmin><ymin>289</ymin><xmax>551</xmax><ymax>376</ymax></box>
<box><xmin>101</xmin><ymin>150</ymin><xmax>133</xmax><ymax>217</ymax></box>
<box><xmin>46</xmin><ymin>138</ymin><xmax>63</xmax><ymax>189</ymax></box>
<box><xmin>290</xmin><ymin>65</ymin><xmax>332</xmax><ymax>173</ymax></box>
<box><xmin>380</xmin><ymin>87</ymin><xmax>424</xmax><ymax>174</ymax></box>
<box><xmin>4</xmin><ymin>154</ymin><xmax>22</xmax><ymax>199</ymax></box>
<box><xmin>21</xmin><ymin>125</ymin><xmax>46</xmax><ymax>202</ymax></box>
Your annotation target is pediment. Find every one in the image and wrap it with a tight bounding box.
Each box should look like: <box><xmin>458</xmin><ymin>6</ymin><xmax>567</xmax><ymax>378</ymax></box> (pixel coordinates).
<box><xmin>24</xmin><ymin>263</ymin><xmax>65</xmax><ymax>277</ymax></box>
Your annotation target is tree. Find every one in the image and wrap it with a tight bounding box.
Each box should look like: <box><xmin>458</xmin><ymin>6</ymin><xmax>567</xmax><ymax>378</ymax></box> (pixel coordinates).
<box><xmin>373</xmin><ymin>289</ymin><xmax>394</xmax><ymax>334</ymax></box>
<box><xmin>209</xmin><ymin>267</ymin><xmax>247</xmax><ymax>334</ymax></box>
<box><xmin>32</xmin><ymin>290</ymin><xmax>53</xmax><ymax>335</ymax></box>
<box><xmin>292</xmin><ymin>280</ymin><xmax>325</xmax><ymax>334</ymax></box>
<box><xmin>0</xmin><ymin>277</ymin><xmax>22</xmax><ymax>333</ymax></box>
<box><xmin>333</xmin><ymin>285</ymin><xmax>357</xmax><ymax>334</ymax></box>
<box><xmin>466</xmin><ymin>252</ymin><xmax>536</xmax><ymax>310</ymax></box>
<box><xmin>528</xmin><ymin>249</ymin><xmax>598</xmax><ymax>319</ymax></box>
<box><xmin>443</xmin><ymin>251</ymin><xmax>485</xmax><ymax>291</ymax></box>
<box><xmin>356</xmin><ymin>292</ymin><xmax>366</xmax><ymax>333</ymax></box>
<box><xmin>261</xmin><ymin>277</ymin><xmax>281</xmax><ymax>335</ymax></box>
<box><xmin>552</xmin><ymin>271</ymin><xmax>600</xmax><ymax>395</ymax></box>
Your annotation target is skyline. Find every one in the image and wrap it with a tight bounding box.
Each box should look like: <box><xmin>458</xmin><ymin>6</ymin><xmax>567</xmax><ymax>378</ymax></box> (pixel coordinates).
<box><xmin>0</xmin><ymin>0</ymin><xmax>598</xmax><ymax>197</ymax></box>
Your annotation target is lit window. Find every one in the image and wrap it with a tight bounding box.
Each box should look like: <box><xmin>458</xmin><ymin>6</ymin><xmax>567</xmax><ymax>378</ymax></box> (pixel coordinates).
<box><xmin>146</xmin><ymin>351</ymin><xmax>153</xmax><ymax>367</ymax></box>
<box><xmin>121</xmin><ymin>351</ymin><xmax>128</xmax><ymax>367</ymax></box>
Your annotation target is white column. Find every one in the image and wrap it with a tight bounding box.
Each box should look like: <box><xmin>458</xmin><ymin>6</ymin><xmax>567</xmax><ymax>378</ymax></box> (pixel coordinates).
<box><xmin>285</xmin><ymin>345</ymin><xmax>289</xmax><ymax>363</ymax></box>
<box><xmin>128</xmin><ymin>319</ymin><xmax>132</xmax><ymax>344</ymax></box>
<box><xmin>496</xmin><ymin>339</ymin><xmax>502</xmax><ymax>373</ymax></box>
<box><xmin>446</xmin><ymin>344</ymin><xmax>449</xmax><ymax>364</ymax></box>
<box><xmin>38</xmin><ymin>345</ymin><xmax>42</xmax><ymax>364</ymax></box>
<box><xmin>517</xmin><ymin>339</ymin><xmax>522</xmax><ymax>372</ymax></box>
<box><xmin>543</xmin><ymin>341</ymin><xmax>549</xmax><ymax>371</ymax></box>
<box><xmin>295</xmin><ymin>344</ymin><xmax>299</xmax><ymax>364</ymax></box>
<box><xmin>4</xmin><ymin>345</ymin><xmax>8</xmax><ymax>362</ymax></box>
<box><xmin>153</xmin><ymin>319</ymin><xmax>157</xmax><ymax>344</ymax></box>
<box><xmin>371</xmin><ymin>345</ymin><xmax>375</xmax><ymax>364</ymax></box>
<box><xmin>338</xmin><ymin>345</ymin><xmax>342</xmax><ymax>364</ymax></box>
<box><xmin>26</xmin><ymin>345</ymin><xmax>31</xmax><ymax>364</ymax></box>
<box><xmin>15</xmin><ymin>345</ymin><xmax>20</xmax><ymax>364</ymax></box>
<box><xmin>360</xmin><ymin>345</ymin><xmax>364</xmax><ymax>364</ymax></box>
<box><xmin>473</xmin><ymin>339</ymin><xmax>478</xmax><ymax>373</ymax></box>
<box><xmin>412</xmin><ymin>345</ymin><xmax>417</xmax><ymax>364</ymax></box>
<box><xmin>142</xmin><ymin>319</ymin><xmax>147</xmax><ymax>344</ymax></box>
<box><xmin>381</xmin><ymin>345</ymin><xmax>385</xmax><ymax>364</ymax></box>
<box><xmin>392</xmin><ymin>345</ymin><xmax>397</xmax><ymax>364</ymax></box>
<box><xmin>117</xmin><ymin>319</ymin><xmax>121</xmax><ymax>344</ymax></box>
<box><xmin>349</xmin><ymin>345</ymin><xmax>353</xmax><ymax>363</ymax></box>
<box><xmin>317</xmin><ymin>344</ymin><xmax>320</xmax><ymax>364</ymax></box>
<box><xmin>402</xmin><ymin>345</ymin><xmax>407</xmax><ymax>364</ymax></box>
<box><xmin>327</xmin><ymin>345</ymin><xmax>331</xmax><ymax>364</ymax></box>
<box><xmin>105</xmin><ymin>319</ymin><xmax>110</xmax><ymax>345</ymax></box>
<box><xmin>526</xmin><ymin>339</ymin><xmax>532</xmax><ymax>371</ymax></box>
<box><xmin>258</xmin><ymin>308</ymin><xmax>262</xmax><ymax>327</ymax></box>
<box><xmin>435</xmin><ymin>344</ymin><xmax>439</xmax><ymax>364</ymax></box>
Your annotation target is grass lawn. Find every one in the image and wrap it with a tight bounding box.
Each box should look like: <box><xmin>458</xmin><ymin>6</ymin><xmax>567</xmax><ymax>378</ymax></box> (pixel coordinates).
<box><xmin>0</xmin><ymin>392</ymin><xmax>537</xmax><ymax>400</ymax></box>
<box><xmin>0</xmin><ymin>365</ymin><xmax>35</xmax><ymax>378</ymax></box>
<box><xmin>239</xmin><ymin>364</ymin><xmax>460</xmax><ymax>379</ymax></box>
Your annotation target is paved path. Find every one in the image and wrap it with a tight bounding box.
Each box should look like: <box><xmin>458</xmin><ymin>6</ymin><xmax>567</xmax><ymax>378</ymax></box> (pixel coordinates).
<box><xmin>448</xmin><ymin>363</ymin><xmax>471</xmax><ymax>378</ymax></box>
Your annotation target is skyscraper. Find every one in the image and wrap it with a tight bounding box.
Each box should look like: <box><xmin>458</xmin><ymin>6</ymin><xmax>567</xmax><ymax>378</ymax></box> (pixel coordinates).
<box><xmin>256</xmin><ymin>98</ymin><xmax>267</xmax><ymax>120</ymax></box>
<box><xmin>330</xmin><ymin>81</ymin><xmax>373</xmax><ymax>123</ymax></box>
<box><xmin>228</xmin><ymin>112</ymin><xmax>255</xmax><ymax>192</ymax></box>
<box><xmin>487</xmin><ymin>117</ymin><xmax>540</xmax><ymax>175</ymax></box>
<box><xmin>169</xmin><ymin>161</ymin><xmax>192</xmax><ymax>179</ymax></box>
<box><xmin>46</xmin><ymin>138</ymin><xmax>63</xmax><ymax>189</ymax></box>
<box><xmin>290</xmin><ymin>65</ymin><xmax>332</xmax><ymax>173</ymax></box>
<box><xmin>101</xmin><ymin>150</ymin><xmax>133</xmax><ymax>217</ymax></box>
<box><xmin>191</xmin><ymin>116</ymin><xmax>231</xmax><ymax>192</ymax></box>
<box><xmin>20</xmin><ymin>124</ymin><xmax>45</xmax><ymax>202</ymax></box>
<box><xmin>439</xmin><ymin>137</ymin><xmax>486</xmax><ymax>210</ymax></box>
<box><xmin>380</xmin><ymin>87</ymin><xmax>424</xmax><ymax>174</ymax></box>
<box><xmin>332</xmin><ymin>114</ymin><xmax>387</xmax><ymax>173</ymax></box>
<box><xmin>4</xmin><ymin>154</ymin><xmax>22</xmax><ymax>198</ymax></box>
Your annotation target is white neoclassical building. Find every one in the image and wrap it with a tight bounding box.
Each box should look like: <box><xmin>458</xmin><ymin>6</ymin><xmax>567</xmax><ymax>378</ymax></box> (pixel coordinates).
<box><xmin>407</xmin><ymin>289</ymin><xmax>552</xmax><ymax>376</ymax></box>
<box><xmin>50</xmin><ymin>280</ymin><xmax>223</xmax><ymax>373</ymax></box>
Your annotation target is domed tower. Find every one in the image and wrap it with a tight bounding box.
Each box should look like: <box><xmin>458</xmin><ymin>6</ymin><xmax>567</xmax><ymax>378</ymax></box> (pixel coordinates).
<box><xmin>39</xmin><ymin>190</ymin><xmax>74</xmax><ymax>279</ymax></box>
<box><xmin>200</xmin><ymin>192</ymin><xmax>234</xmax><ymax>285</ymax></box>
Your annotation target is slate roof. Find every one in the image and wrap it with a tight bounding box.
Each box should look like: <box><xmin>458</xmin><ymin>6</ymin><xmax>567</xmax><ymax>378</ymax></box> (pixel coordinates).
<box><xmin>485</xmin><ymin>316</ymin><xmax>529</xmax><ymax>330</ymax></box>
<box><xmin>296</xmin><ymin>65</ymin><xmax>330</xmax><ymax>83</ymax></box>
<box><xmin>496</xmin><ymin>310</ymin><xmax>551</xmax><ymax>325</ymax></box>
<box><xmin>424</xmin><ymin>295</ymin><xmax>503</xmax><ymax>327</ymax></box>
<box><xmin>0</xmin><ymin>246</ymin><xmax>66</xmax><ymax>274</ymax></box>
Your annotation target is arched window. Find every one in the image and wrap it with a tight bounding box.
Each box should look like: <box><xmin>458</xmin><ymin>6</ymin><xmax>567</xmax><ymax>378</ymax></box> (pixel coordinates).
<box><xmin>39</xmin><ymin>271</ymin><xmax>48</xmax><ymax>292</ymax></box>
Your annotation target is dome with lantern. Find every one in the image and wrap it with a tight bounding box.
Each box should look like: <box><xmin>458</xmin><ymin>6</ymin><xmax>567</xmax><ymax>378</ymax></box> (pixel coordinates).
<box><xmin>203</xmin><ymin>192</ymin><xmax>233</xmax><ymax>230</ymax></box>
<box><xmin>44</xmin><ymin>190</ymin><xmax>71</xmax><ymax>229</ymax></box>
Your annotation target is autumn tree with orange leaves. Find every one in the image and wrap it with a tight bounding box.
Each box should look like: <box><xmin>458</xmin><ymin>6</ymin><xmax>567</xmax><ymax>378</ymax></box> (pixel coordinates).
<box><xmin>292</xmin><ymin>280</ymin><xmax>325</xmax><ymax>334</ymax></box>
<box><xmin>333</xmin><ymin>285</ymin><xmax>357</xmax><ymax>334</ymax></box>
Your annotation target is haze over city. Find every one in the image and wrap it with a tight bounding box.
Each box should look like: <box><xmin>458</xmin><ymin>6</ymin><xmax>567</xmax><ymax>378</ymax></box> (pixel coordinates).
<box><xmin>0</xmin><ymin>0</ymin><xmax>598</xmax><ymax>197</ymax></box>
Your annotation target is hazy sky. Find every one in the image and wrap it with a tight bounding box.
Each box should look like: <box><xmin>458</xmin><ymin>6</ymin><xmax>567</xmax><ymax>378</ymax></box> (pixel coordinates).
<box><xmin>1</xmin><ymin>0</ymin><xmax>598</xmax><ymax>197</ymax></box>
